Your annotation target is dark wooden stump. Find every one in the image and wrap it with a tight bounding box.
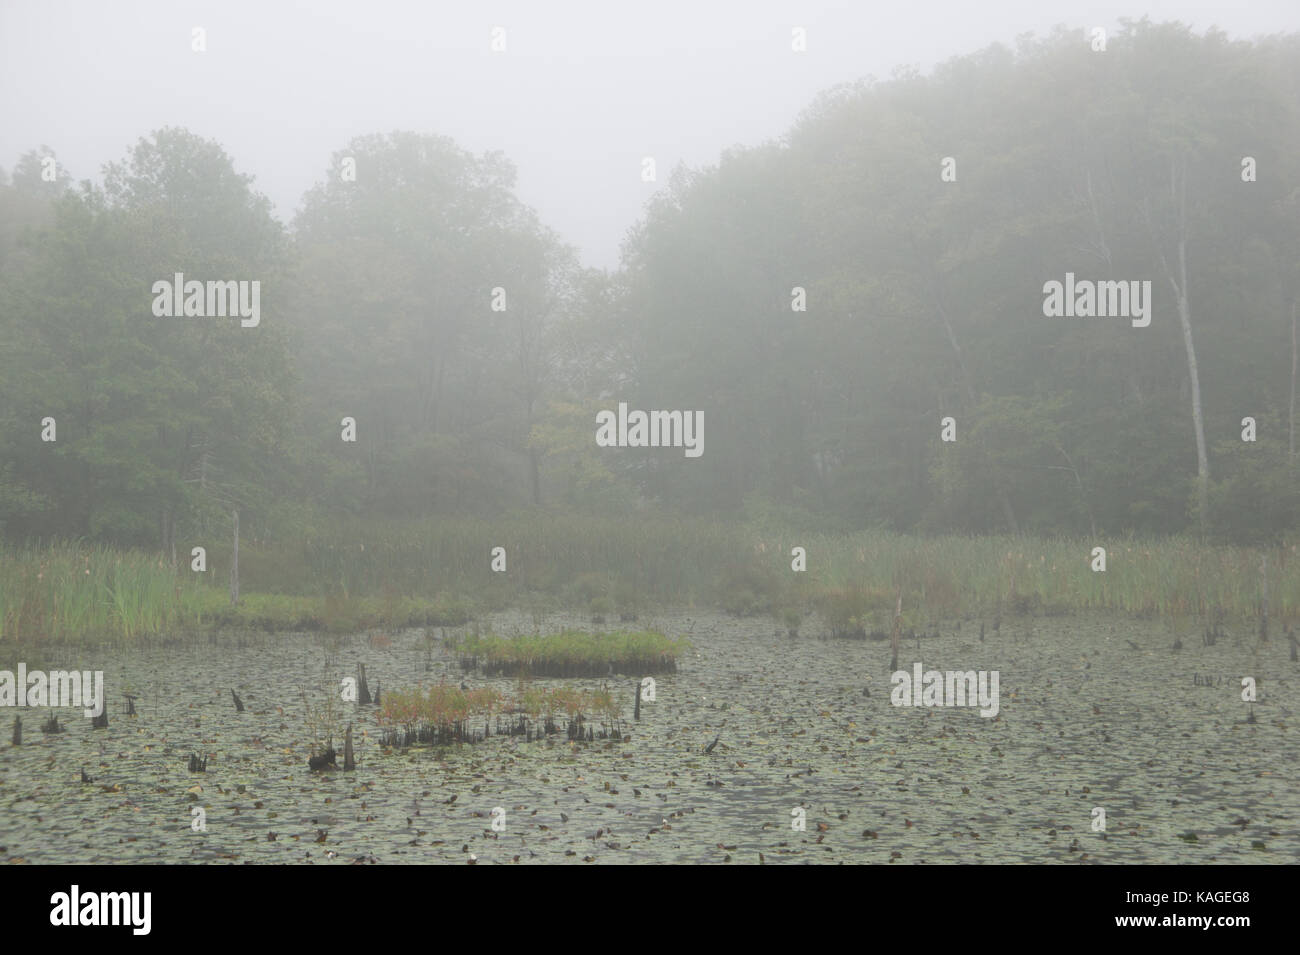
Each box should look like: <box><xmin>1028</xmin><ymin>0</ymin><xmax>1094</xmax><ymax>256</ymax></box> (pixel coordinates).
<box><xmin>344</xmin><ymin>724</ymin><xmax>356</xmax><ymax>771</ymax></box>
<box><xmin>309</xmin><ymin>746</ymin><xmax>337</xmax><ymax>771</ymax></box>
<box><xmin>11</xmin><ymin>716</ymin><xmax>20</xmax><ymax>746</ymax></box>
<box><xmin>231</xmin><ymin>689</ymin><xmax>244</xmax><ymax>713</ymax></box>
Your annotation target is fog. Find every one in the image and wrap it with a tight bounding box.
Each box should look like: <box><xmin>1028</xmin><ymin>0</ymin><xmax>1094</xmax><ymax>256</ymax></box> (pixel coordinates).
<box><xmin>2</xmin><ymin>1</ymin><xmax>1299</xmax><ymax>878</ymax></box>
<box><xmin>2</xmin><ymin>0</ymin><xmax>1294</xmax><ymax>268</ymax></box>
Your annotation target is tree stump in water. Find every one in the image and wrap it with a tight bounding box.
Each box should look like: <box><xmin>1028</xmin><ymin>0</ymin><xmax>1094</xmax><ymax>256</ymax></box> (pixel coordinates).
<box><xmin>231</xmin><ymin>689</ymin><xmax>244</xmax><ymax>713</ymax></box>
<box><xmin>12</xmin><ymin>716</ymin><xmax>20</xmax><ymax>746</ymax></box>
<box><xmin>357</xmin><ymin>665</ymin><xmax>371</xmax><ymax>705</ymax></box>
<box><xmin>124</xmin><ymin>695</ymin><xmax>137</xmax><ymax>717</ymax></box>
<box><xmin>344</xmin><ymin>724</ymin><xmax>356</xmax><ymax>771</ymax></box>
<box><xmin>41</xmin><ymin>715</ymin><xmax>62</xmax><ymax>734</ymax></box>
<box><xmin>188</xmin><ymin>754</ymin><xmax>207</xmax><ymax>772</ymax></box>
<box><xmin>309</xmin><ymin>747</ymin><xmax>338</xmax><ymax>771</ymax></box>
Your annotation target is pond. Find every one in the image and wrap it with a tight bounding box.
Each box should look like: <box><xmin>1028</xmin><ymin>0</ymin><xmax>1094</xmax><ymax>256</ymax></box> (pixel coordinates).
<box><xmin>0</xmin><ymin>611</ymin><xmax>1294</xmax><ymax>863</ymax></box>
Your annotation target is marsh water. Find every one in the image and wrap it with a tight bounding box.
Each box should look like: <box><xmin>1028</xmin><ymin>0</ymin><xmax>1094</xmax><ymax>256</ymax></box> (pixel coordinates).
<box><xmin>1</xmin><ymin>611</ymin><xmax>1295</xmax><ymax>864</ymax></box>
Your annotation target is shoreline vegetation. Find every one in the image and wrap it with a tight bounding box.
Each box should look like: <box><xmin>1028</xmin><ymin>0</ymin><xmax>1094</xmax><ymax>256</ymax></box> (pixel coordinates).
<box><xmin>1</xmin><ymin>518</ymin><xmax>1294</xmax><ymax>645</ymax></box>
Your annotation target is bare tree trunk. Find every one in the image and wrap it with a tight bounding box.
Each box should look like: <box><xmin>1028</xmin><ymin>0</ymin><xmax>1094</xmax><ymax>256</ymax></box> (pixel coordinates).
<box><xmin>1290</xmin><ymin>297</ymin><xmax>1297</xmax><ymax>466</ymax></box>
<box><xmin>230</xmin><ymin>508</ymin><xmax>239</xmax><ymax>607</ymax></box>
<box><xmin>1260</xmin><ymin>554</ymin><xmax>1269</xmax><ymax>643</ymax></box>
<box><xmin>1174</xmin><ymin>237</ymin><xmax>1209</xmax><ymax>536</ymax></box>
<box><xmin>889</xmin><ymin>585</ymin><xmax>902</xmax><ymax>673</ymax></box>
<box><xmin>1054</xmin><ymin>446</ymin><xmax>1096</xmax><ymax>538</ymax></box>
<box><xmin>528</xmin><ymin>446</ymin><xmax>541</xmax><ymax>506</ymax></box>
<box><xmin>1146</xmin><ymin>159</ymin><xmax>1208</xmax><ymax>538</ymax></box>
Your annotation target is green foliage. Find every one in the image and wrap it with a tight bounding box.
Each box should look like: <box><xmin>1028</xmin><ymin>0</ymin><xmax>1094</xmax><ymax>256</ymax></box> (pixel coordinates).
<box><xmin>457</xmin><ymin>630</ymin><xmax>689</xmax><ymax>676</ymax></box>
<box><xmin>379</xmin><ymin>683</ymin><xmax>619</xmax><ymax>730</ymax></box>
<box><xmin>3</xmin><ymin>23</ymin><xmax>1300</xmax><ymax>585</ymax></box>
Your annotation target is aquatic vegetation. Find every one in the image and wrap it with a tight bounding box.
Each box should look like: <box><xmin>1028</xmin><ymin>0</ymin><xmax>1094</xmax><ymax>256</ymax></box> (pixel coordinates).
<box><xmin>377</xmin><ymin>682</ymin><xmax>624</xmax><ymax>746</ymax></box>
<box><xmin>456</xmin><ymin>630</ymin><xmax>689</xmax><ymax>677</ymax></box>
<box><xmin>7</xmin><ymin>525</ymin><xmax>1300</xmax><ymax>646</ymax></box>
<box><xmin>0</xmin><ymin>542</ymin><xmax>473</xmax><ymax>643</ymax></box>
<box><xmin>0</xmin><ymin>542</ymin><xmax>213</xmax><ymax>643</ymax></box>
<box><xmin>790</xmin><ymin>532</ymin><xmax>1300</xmax><ymax>633</ymax></box>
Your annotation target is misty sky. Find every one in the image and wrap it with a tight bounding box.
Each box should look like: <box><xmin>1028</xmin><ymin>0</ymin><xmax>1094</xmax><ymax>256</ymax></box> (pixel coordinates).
<box><xmin>2</xmin><ymin>1</ymin><xmax>1296</xmax><ymax>270</ymax></box>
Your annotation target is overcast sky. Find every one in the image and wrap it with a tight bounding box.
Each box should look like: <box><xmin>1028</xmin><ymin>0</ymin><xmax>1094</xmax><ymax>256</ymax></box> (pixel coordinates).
<box><xmin>2</xmin><ymin>1</ymin><xmax>1296</xmax><ymax>270</ymax></box>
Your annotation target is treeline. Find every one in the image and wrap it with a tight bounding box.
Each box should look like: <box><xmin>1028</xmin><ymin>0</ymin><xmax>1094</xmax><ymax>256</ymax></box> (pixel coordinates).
<box><xmin>2</xmin><ymin>20</ymin><xmax>1299</xmax><ymax>551</ymax></box>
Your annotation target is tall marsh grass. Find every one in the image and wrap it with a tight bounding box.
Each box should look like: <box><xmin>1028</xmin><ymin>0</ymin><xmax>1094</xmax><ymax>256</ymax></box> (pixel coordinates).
<box><xmin>773</xmin><ymin>532</ymin><xmax>1298</xmax><ymax>628</ymax></box>
<box><xmin>0</xmin><ymin>542</ymin><xmax>215</xmax><ymax>643</ymax></box>
<box><xmin>5</xmin><ymin>521</ymin><xmax>1297</xmax><ymax>644</ymax></box>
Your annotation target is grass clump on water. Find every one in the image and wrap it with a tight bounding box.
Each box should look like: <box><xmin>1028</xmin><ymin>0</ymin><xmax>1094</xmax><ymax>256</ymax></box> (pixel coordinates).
<box><xmin>455</xmin><ymin>630</ymin><xmax>688</xmax><ymax>677</ymax></box>
<box><xmin>378</xmin><ymin>682</ymin><xmax>624</xmax><ymax>745</ymax></box>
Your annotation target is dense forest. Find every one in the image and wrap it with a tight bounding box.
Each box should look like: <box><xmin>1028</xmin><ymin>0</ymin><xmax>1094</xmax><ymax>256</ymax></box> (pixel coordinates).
<box><xmin>2</xmin><ymin>20</ymin><xmax>1299</xmax><ymax>555</ymax></box>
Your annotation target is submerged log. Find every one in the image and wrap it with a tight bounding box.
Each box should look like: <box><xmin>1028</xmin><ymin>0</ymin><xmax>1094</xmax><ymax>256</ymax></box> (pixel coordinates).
<box><xmin>343</xmin><ymin>724</ymin><xmax>355</xmax><ymax>771</ymax></box>
<box><xmin>704</xmin><ymin>734</ymin><xmax>720</xmax><ymax>755</ymax></box>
